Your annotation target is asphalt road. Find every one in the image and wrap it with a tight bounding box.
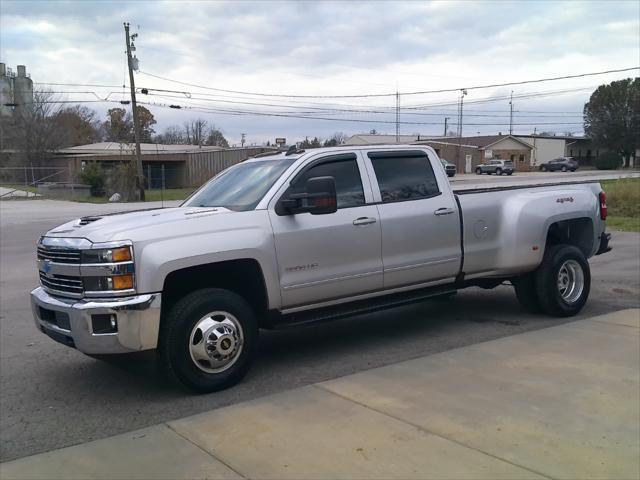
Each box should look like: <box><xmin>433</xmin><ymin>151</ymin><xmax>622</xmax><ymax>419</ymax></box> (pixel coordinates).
<box><xmin>1</xmin><ymin>191</ymin><xmax>639</xmax><ymax>462</ymax></box>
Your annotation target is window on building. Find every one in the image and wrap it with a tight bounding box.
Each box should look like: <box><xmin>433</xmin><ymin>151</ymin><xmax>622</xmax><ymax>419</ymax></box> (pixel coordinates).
<box><xmin>519</xmin><ymin>154</ymin><xmax>525</xmax><ymax>162</ymax></box>
<box><xmin>369</xmin><ymin>151</ymin><xmax>440</xmax><ymax>203</ymax></box>
<box><xmin>494</xmin><ymin>154</ymin><xmax>502</xmax><ymax>159</ymax></box>
<box><xmin>288</xmin><ymin>154</ymin><xmax>365</xmax><ymax>209</ymax></box>
<box><xmin>510</xmin><ymin>154</ymin><xmax>515</xmax><ymax>161</ymax></box>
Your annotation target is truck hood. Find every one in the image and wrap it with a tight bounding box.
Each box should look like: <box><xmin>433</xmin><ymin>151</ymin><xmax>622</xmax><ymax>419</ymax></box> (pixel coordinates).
<box><xmin>44</xmin><ymin>207</ymin><xmax>236</xmax><ymax>243</ymax></box>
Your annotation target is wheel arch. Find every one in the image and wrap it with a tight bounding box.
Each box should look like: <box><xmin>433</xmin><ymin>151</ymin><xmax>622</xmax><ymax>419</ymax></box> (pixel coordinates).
<box><xmin>161</xmin><ymin>259</ymin><xmax>270</xmax><ymax>327</ymax></box>
<box><xmin>545</xmin><ymin>217</ymin><xmax>594</xmax><ymax>258</ymax></box>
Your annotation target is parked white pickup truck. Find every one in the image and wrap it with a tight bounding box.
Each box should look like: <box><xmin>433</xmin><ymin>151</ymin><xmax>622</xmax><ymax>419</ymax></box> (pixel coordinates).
<box><xmin>31</xmin><ymin>145</ymin><xmax>611</xmax><ymax>392</ymax></box>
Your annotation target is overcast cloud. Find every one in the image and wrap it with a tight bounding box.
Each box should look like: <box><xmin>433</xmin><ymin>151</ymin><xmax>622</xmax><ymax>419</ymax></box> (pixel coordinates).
<box><xmin>1</xmin><ymin>0</ymin><xmax>638</xmax><ymax>145</ymax></box>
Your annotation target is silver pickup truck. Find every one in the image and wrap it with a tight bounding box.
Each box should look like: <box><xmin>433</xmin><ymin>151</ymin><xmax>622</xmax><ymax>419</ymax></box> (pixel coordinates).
<box><xmin>31</xmin><ymin>145</ymin><xmax>611</xmax><ymax>392</ymax></box>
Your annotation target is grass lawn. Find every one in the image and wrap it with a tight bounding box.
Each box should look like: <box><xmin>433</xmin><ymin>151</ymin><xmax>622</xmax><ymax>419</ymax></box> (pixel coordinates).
<box><xmin>72</xmin><ymin>188</ymin><xmax>197</xmax><ymax>204</ymax></box>
<box><xmin>145</xmin><ymin>188</ymin><xmax>197</xmax><ymax>201</ymax></box>
<box><xmin>600</xmin><ymin>178</ymin><xmax>640</xmax><ymax>232</ymax></box>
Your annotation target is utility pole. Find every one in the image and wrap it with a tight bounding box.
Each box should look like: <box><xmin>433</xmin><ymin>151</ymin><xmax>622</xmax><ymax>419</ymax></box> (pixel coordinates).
<box><xmin>395</xmin><ymin>89</ymin><xmax>400</xmax><ymax>143</ymax></box>
<box><xmin>241</xmin><ymin>133</ymin><xmax>246</xmax><ymax>147</ymax></box>
<box><xmin>457</xmin><ymin>89</ymin><xmax>467</xmax><ymax>167</ymax></box>
<box><xmin>124</xmin><ymin>22</ymin><xmax>145</xmax><ymax>201</ymax></box>
<box><xmin>443</xmin><ymin>117</ymin><xmax>450</xmax><ymax>136</ymax></box>
<box><xmin>509</xmin><ymin>90</ymin><xmax>514</xmax><ymax>135</ymax></box>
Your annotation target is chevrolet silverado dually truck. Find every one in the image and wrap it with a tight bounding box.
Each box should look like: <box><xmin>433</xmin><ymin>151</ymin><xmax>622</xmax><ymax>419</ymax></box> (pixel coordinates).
<box><xmin>31</xmin><ymin>145</ymin><xmax>611</xmax><ymax>392</ymax></box>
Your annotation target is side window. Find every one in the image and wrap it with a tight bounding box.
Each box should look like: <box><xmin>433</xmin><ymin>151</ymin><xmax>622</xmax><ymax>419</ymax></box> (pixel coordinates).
<box><xmin>287</xmin><ymin>154</ymin><xmax>365</xmax><ymax>209</ymax></box>
<box><xmin>368</xmin><ymin>151</ymin><xmax>440</xmax><ymax>204</ymax></box>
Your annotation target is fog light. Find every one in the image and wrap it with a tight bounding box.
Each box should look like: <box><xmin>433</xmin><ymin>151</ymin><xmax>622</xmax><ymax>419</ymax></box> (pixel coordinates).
<box><xmin>92</xmin><ymin>314</ymin><xmax>118</xmax><ymax>334</ymax></box>
<box><xmin>112</xmin><ymin>274</ymin><xmax>134</xmax><ymax>290</ymax></box>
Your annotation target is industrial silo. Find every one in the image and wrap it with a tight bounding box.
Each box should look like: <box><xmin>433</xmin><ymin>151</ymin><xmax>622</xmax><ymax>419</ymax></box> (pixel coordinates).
<box><xmin>13</xmin><ymin>65</ymin><xmax>33</xmax><ymax>115</ymax></box>
<box><xmin>0</xmin><ymin>63</ymin><xmax>13</xmax><ymax>117</ymax></box>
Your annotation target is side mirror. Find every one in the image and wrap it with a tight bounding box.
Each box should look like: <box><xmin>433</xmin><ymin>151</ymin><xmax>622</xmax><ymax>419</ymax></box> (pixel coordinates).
<box><xmin>281</xmin><ymin>176</ymin><xmax>337</xmax><ymax>215</ymax></box>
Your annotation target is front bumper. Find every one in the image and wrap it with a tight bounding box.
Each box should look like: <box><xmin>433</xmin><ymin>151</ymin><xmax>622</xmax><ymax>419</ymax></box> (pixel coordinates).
<box><xmin>31</xmin><ymin>287</ymin><xmax>161</xmax><ymax>354</ymax></box>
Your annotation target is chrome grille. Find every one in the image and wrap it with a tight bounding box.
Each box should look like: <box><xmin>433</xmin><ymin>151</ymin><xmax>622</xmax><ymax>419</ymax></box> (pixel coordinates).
<box><xmin>39</xmin><ymin>272</ymin><xmax>83</xmax><ymax>296</ymax></box>
<box><xmin>37</xmin><ymin>246</ymin><xmax>81</xmax><ymax>264</ymax></box>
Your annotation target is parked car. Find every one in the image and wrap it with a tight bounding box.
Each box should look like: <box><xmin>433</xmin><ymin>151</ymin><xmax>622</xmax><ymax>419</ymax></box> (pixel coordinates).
<box><xmin>32</xmin><ymin>145</ymin><xmax>610</xmax><ymax>392</ymax></box>
<box><xmin>475</xmin><ymin>159</ymin><xmax>514</xmax><ymax>175</ymax></box>
<box><xmin>440</xmin><ymin>159</ymin><xmax>456</xmax><ymax>177</ymax></box>
<box><xmin>540</xmin><ymin>157</ymin><xmax>579</xmax><ymax>172</ymax></box>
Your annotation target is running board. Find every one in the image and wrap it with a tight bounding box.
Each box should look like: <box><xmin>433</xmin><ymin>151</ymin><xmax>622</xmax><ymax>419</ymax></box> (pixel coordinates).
<box><xmin>270</xmin><ymin>285</ymin><xmax>457</xmax><ymax>329</ymax></box>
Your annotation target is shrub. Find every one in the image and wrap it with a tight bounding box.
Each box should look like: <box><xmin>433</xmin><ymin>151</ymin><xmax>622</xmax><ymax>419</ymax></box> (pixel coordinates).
<box><xmin>594</xmin><ymin>151</ymin><xmax>622</xmax><ymax>170</ymax></box>
<box><xmin>107</xmin><ymin>161</ymin><xmax>138</xmax><ymax>201</ymax></box>
<box><xmin>79</xmin><ymin>162</ymin><xmax>106</xmax><ymax>196</ymax></box>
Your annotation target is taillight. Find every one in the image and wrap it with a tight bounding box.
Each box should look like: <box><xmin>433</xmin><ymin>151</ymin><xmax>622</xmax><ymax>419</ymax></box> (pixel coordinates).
<box><xmin>599</xmin><ymin>191</ymin><xmax>607</xmax><ymax>220</ymax></box>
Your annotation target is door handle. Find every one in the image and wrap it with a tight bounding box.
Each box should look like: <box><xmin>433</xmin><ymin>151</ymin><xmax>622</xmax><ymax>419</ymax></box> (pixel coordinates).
<box><xmin>434</xmin><ymin>208</ymin><xmax>455</xmax><ymax>216</ymax></box>
<box><xmin>353</xmin><ymin>217</ymin><xmax>377</xmax><ymax>226</ymax></box>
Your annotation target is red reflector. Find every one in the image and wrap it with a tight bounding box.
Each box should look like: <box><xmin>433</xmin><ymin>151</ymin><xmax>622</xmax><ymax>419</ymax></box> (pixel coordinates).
<box><xmin>599</xmin><ymin>191</ymin><xmax>607</xmax><ymax>220</ymax></box>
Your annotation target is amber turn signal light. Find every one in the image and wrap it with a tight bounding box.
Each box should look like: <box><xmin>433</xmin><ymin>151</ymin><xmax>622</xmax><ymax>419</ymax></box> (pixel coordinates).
<box><xmin>112</xmin><ymin>247</ymin><xmax>132</xmax><ymax>262</ymax></box>
<box><xmin>112</xmin><ymin>274</ymin><xmax>134</xmax><ymax>290</ymax></box>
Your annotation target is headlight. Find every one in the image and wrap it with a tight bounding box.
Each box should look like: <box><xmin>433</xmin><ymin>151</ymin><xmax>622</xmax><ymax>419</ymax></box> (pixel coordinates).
<box><xmin>81</xmin><ymin>243</ymin><xmax>135</xmax><ymax>295</ymax></box>
<box><xmin>81</xmin><ymin>246</ymin><xmax>132</xmax><ymax>264</ymax></box>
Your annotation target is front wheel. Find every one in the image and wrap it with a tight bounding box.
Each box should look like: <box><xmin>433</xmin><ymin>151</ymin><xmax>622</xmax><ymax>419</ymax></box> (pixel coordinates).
<box><xmin>534</xmin><ymin>245</ymin><xmax>590</xmax><ymax>317</ymax></box>
<box><xmin>541</xmin><ymin>166</ymin><xmax>547</xmax><ymax>172</ymax></box>
<box><xmin>561</xmin><ymin>166</ymin><xmax>568</xmax><ymax>172</ymax></box>
<box><xmin>476</xmin><ymin>168</ymin><xmax>482</xmax><ymax>175</ymax></box>
<box><xmin>158</xmin><ymin>288</ymin><xmax>258</xmax><ymax>393</ymax></box>
<box><xmin>496</xmin><ymin>168</ymin><xmax>503</xmax><ymax>175</ymax></box>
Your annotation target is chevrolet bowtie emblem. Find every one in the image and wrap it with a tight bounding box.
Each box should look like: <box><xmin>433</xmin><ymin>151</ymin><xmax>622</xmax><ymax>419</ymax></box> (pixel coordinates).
<box><xmin>42</xmin><ymin>259</ymin><xmax>52</xmax><ymax>274</ymax></box>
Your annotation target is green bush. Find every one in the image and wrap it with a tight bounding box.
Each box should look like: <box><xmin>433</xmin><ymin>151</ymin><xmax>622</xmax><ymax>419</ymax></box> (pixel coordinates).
<box><xmin>79</xmin><ymin>162</ymin><xmax>106</xmax><ymax>196</ymax></box>
<box><xmin>594</xmin><ymin>151</ymin><xmax>622</xmax><ymax>170</ymax></box>
<box><xmin>108</xmin><ymin>161</ymin><xmax>139</xmax><ymax>201</ymax></box>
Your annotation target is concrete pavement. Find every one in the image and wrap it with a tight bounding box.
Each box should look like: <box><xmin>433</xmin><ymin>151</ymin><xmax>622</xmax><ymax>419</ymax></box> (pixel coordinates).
<box><xmin>2</xmin><ymin>309</ymin><xmax>638</xmax><ymax>480</ymax></box>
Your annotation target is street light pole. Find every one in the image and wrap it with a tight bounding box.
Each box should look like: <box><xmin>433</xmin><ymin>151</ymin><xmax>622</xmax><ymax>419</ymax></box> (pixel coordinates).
<box><xmin>124</xmin><ymin>22</ymin><xmax>145</xmax><ymax>201</ymax></box>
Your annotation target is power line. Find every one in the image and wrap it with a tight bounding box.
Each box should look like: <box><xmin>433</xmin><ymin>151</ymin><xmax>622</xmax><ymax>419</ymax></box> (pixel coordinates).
<box><xmin>137</xmin><ymin>66</ymin><xmax>639</xmax><ymax>99</ymax></box>
<box><xmin>140</xmin><ymin>86</ymin><xmax>593</xmax><ymax>116</ymax></box>
<box><xmin>137</xmin><ymin>99</ymin><xmax>584</xmax><ymax>126</ymax></box>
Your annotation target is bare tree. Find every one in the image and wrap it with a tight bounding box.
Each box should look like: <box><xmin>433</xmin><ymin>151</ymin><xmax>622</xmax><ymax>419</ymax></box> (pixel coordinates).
<box><xmin>9</xmin><ymin>90</ymin><xmax>66</xmax><ymax>167</ymax></box>
<box><xmin>205</xmin><ymin>125</ymin><xmax>229</xmax><ymax>147</ymax></box>
<box><xmin>184</xmin><ymin>119</ymin><xmax>208</xmax><ymax>145</ymax></box>
<box><xmin>154</xmin><ymin>125</ymin><xmax>185</xmax><ymax>144</ymax></box>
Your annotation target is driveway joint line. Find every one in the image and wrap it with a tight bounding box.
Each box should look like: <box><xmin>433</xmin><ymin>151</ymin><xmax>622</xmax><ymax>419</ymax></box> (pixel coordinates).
<box><xmin>165</xmin><ymin>423</ymin><xmax>249</xmax><ymax>479</ymax></box>
<box><xmin>585</xmin><ymin>318</ymin><xmax>640</xmax><ymax>330</ymax></box>
<box><xmin>312</xmin><ymin>383</ymin><xmax>555</xmax><ymax>480</ymax></box>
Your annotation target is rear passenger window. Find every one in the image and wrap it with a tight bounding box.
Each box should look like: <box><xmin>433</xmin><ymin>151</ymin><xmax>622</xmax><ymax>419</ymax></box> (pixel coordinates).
<box><xmin>368</xmin><ymin>151</ymin><xmax>440</xmax><ymax>203</ymax></box>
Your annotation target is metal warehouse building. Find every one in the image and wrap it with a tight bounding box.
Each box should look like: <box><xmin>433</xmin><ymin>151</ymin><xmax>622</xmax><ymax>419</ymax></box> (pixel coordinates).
<box><xmin>46</xmin><ymin>143</ymin><xmax>273</xmax><ymax>188</ymax></box>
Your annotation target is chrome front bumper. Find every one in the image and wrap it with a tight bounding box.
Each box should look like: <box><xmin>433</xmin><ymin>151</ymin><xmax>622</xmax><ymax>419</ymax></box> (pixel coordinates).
<box><xmin>31</xmin><ymin>287</ymin><xmax>161</xmax><ymax>354</ymax></box>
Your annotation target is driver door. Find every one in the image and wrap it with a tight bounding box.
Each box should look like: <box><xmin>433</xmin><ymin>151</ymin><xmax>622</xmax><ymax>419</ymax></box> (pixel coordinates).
<box><xmin>269</xmin><ymin>153</ymin><xmax>383</xmax><ymax>309</ymax></box>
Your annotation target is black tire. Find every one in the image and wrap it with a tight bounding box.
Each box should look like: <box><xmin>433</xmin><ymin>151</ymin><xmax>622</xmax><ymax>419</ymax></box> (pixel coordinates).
<box><xmin>496</xmin><ymin>168</ymin><xmax>503</xmax><ymax>175</ymax></box>
<box><xmin>513</xmin><ymin>273</ymin><xmax>542</xmax><ymax>313</ymax></box>
<box><xmin>541</xmin><ymin>165</ymin><xmax>547</xmax><ymax>172</ymax></box>
<box><xmin>476</xmin><ymin>168</ymin><xmax>482</xmax><ymax>175</ymax></box>
<box><xmin>561</xmin><ymin>166</ymin><xmax>567</xmax><ymax>172</ymax></box>
<box><xmin>534</xmin><ymin>245</ymin><xmax>590</xmax><ymax>317</ymax></box>
<box><xmin>158</xmin><ymin>288</ymin><xmax>258</xmax><ymax>393</ymax></box>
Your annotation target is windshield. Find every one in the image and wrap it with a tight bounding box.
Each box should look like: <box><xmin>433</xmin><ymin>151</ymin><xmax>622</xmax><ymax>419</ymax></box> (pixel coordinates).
<box><xmin>183</xmin><ymin>159</ymin><xmax>295</xmax><ymax>211</ymax></box>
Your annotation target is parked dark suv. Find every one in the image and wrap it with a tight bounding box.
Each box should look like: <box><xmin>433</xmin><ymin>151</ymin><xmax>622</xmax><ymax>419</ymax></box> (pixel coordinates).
<box><xmin>539</xmin><ymin>157</ymin><xmax>578</xmax><ymax>172</ymax></box>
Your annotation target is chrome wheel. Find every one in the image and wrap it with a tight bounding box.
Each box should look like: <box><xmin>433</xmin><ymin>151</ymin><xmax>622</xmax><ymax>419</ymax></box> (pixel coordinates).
<box><xmin>189</xmin><ymin>311</ymin><xmax>244</xmax><ymax>373</ymax></box>
<box><xmin>557</xmin><ymin>259</ymin><xmax>584</xmax><ymax>304</ymax></box>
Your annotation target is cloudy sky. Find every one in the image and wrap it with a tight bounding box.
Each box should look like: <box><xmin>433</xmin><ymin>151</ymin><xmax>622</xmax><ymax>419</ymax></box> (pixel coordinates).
<box><xmin>1</xmin><ymin>0</ymin><xmax>638</xmax><ymax>146</ymax></box>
